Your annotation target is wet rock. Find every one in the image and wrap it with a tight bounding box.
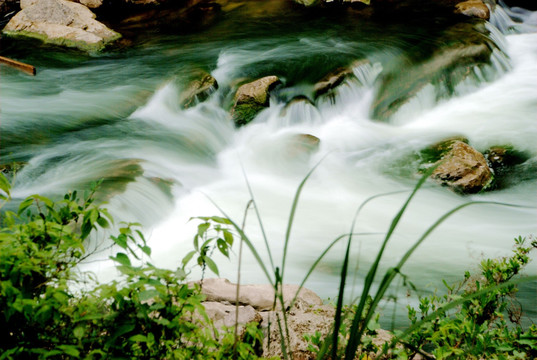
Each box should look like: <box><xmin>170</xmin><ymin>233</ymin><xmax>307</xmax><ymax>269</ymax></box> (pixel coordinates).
<box><xmin>431</xmin><ymin>140</ymin><xmax>493</xmax><ymax>194</ymax></box>
<box><xmin>419</xmin><ymin>136</ymin><xmax>469</xmax><ymax>163</ymax></box>
<box><xmin>484</xmin><ymin>145</ymin><xmax>531</xmax><ymax>190</ymax></box>
<box><xmin>3</xmin><ymin>0</ymin><xmax>121</xmax><ymax>52</ymax></box>
<box><xmin>372</xmin><ymin>22</ymin><xmax>494</xmax><ymax>121</ymax></box>
<box><xmin>287</xmin><ymin>133</ymin><xmax>320</xmax><ymax>157</ymax></box>
<box><xmin>455</xmin><ymin>0</ymin><xmax>490</xmax><ymax>20</ymax></box>
<box><xmin>231</xmin><ymin>75</ymin><xmax>281</xmax><ymax>127</ymax></box>
<box><xmin>314</xmin><ymin>67</ymin><xmax>354</xmax><ymax>98</ymax></box>
<box><xmin>179</xmin><ymin>71</ymin><xmax>218</xmax><ymax>109</ymax></box>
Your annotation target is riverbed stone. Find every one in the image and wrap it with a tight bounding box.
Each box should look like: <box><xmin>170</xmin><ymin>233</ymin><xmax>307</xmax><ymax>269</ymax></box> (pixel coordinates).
<box><xmin>455</xmin><ymin>0</ymin><xmax>490</xmax><ymax>20</ymax></box>
<box><xmin>231</xmin><ymin>75</ymin><xmax>281</xmax><ymax>127</ymax></box>
<box><xmin>432</xmin><ymin>140</ymin><xmax>493</xmax><ymax>194</ymax></box>
<box><xmin>314</xmin><ymin>67</ymin><xmax>354</xmax><ymax>98</ymax></box>
<box><xmin>179</xmin><ymin>71</ymin><xmax>218</xmax><ymax>109</ymax></box>
<box><xmin>197</xmin><ymin>278</ymin><xmax>323</xmax><ymax>311</ymax></box>
<box><xmin>3</xmin><ymin>0</ymin><xmax>121</xmax><ymax>52</ymax></box>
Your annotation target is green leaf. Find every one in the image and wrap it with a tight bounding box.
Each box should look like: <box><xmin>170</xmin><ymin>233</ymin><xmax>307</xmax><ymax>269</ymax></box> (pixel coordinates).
<box><xmin>182</xmin><ymin>250</ymin><xmax>196</xmax><ymax>266</ymax></box>
<box><xmin>0</xmin><ymin>172</ymin><xmax>10</xmax><ymax>196</ymax></box>
<box><xmin>111</xmin><ymin>252</ymin><xmax>131</xmax><ymax>266</ymax></box>
<box><xmin>129</xmin><ymin>334</ymin><xmax>148</xmax><ymax>342</ymax></box>
<box><xmin>140</xmin><ymin>245</ymin><xmax>151</xmax><ymax>256</ymax></box>
<box><xmin>18</xmin><ymin>197</ymin><xmax>35</xmax><ymax>215</ymax></box>
<box><xmin>57</xmin><ymin>345</ymin><xmax>80</xmax><ymax>357</ymax></box>
<box><xmin>198</xmin><ymin>222</ymin><xmax>210</xmax><ymax>237</ymax></box>
<box><xmin>217</xmin><ymin>238</ymin><xmax>229</xmax><ymax>258</ymax></box>
<box><xmin>73</xmin><ymin>326</ymin><xmax>85</xmax><ymax>339</ymax></box>
<box><xmin>139</xmin><ymin>290</ymin><xmax>159</xmax><ymax>302</ymax></box>
<box><xmin>223</xmin><ymin>229</ymin><xmax>234</xmax><ymax>246</ymax></box>
<box><xmin>204</xmin><ymin>256</ymin><xmax>219</xmax><ymax>276</ymax></box>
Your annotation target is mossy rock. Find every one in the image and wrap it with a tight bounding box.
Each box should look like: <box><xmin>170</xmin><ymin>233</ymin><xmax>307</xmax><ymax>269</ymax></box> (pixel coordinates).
<box><xmin>418</xmin><ymin>136</ymin><xmax>469</xmax><ymax>164</ymax></box>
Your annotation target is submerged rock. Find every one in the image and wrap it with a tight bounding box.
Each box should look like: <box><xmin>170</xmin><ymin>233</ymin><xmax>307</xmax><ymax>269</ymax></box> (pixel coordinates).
<box><xmin>484</xmin><ymin>145</ymin><xmax>532</xmax><ymax>190</ymax></box>
<box><xmin>231</xmin><ymin>75</ymin><xmax>281</xmax><ymax>127</ymax></box>
<box><xmin>372</xmin><ymin>22</ymin><xmax>494</xmax><ymax>121</ymax></box>
<box><xmin>3</xmin><ymin>0</ymin><xmax>121</xmax><ymax>51</ymax></box>
<box><xmin>314</xmin><ymin>67</ymin><xmax>354</xmax><ymax>98</ymax></box>
<box><xmin>179</xmin><ymin>71</ymin><xmax>218</xmax><ymax>109</ymax></box>
<box><xmin>431</xmin><ymin>140</ymin><xmax>493</xmax><ymax>194</ymax></box>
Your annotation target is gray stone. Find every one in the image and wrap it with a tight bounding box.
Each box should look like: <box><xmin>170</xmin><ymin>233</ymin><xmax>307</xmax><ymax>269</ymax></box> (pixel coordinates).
<box><xmin>197</xmin><ymin>278</ymin><xmax>323</xmax><ymax>311</ymax></box>
<box><xmin>3</xmin><ymin>0</ymin><xmax>121</xmax><ymax>52</ymax></box>
<box><xmin>231</xmin><ymin>75</ymin><xmax>281</xmax><ymax>126</ymax></box>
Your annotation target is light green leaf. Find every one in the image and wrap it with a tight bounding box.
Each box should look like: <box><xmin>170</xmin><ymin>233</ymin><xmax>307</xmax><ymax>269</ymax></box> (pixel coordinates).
<box><xmin>204</xmin><ymin>256</ymin><xmax>219</xmax><ymax>276</ymax></box>
<box><xmin>111</xmin><ymin>252</ymin><xmax>131</xmax><ymax>266</ymax></box>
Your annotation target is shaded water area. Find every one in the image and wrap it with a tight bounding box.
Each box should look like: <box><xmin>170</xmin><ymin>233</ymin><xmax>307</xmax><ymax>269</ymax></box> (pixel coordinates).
<box><xmin>1</xmin><ymin>1</ymin><xmax>536</xmax><ymax>327</ymax></box>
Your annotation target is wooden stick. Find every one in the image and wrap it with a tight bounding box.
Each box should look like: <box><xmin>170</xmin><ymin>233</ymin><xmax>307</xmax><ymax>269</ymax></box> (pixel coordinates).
<box><xmin>0</xmin><ymin>55</ymin><xmax>36</xmax><ymax>75</ymax></box>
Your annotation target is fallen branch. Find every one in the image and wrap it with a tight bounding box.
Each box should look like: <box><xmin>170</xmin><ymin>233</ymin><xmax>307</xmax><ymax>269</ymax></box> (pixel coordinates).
<box><xmin>0</xmin><ymin>55</ymin><xmax>36</xmax><ymax>75</ymax></box>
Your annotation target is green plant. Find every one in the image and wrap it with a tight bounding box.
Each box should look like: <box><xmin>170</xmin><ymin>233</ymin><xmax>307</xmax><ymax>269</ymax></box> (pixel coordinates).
<box><xmin>0</xmin><ymin>173</ymin><xmax>264</xmax><ymax>359</ymax></box>
<box><xmin>396</xmin><ymin>236</ymin><xmax>537</xmax><ymax>360</ymax></box>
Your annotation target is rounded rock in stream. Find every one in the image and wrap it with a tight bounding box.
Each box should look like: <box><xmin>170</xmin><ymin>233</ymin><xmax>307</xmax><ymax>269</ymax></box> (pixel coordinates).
<box><xmin>432</xmin><ymin>141</ymin><xmax>493</xmax><ymax>194</ymax></box>
<box><xmin>231</xmin><ymin>75</ymin><xmax>281</xmax><ymax>127</ymax></box>
<box><xmin>455</xmin><ymin>0</ymin><xmax>490</xmax><ymax>20</ymax></box>
<box><xmin>179</xmin><ymin>72</ymin><xmax>218</xmax><ymax>109</ymax></box>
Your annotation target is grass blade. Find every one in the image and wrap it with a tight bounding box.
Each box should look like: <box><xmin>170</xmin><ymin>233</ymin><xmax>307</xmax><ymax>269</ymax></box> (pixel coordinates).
<box><xmin>344</xmin><ymin>168</ymin><xmax>434</xmax><ymax>359</ymax></box>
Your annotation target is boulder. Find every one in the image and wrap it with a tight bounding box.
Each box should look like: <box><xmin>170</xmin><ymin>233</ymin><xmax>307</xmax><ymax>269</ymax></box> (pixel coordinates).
<box><xmin>197</xmin><ymin>278</ymin><xmax>323</xmax><ymax>311</ymax></box>
<box><xmin>77</xmin><ymin>0</ymin><xmax>104</xmax><ymax>9</ymax></box>
<box><xmin>432</xmin><ymin>141</ymin><xmax>493</xmax><ymax>194</ymax></box>
<box><xmin>3</xmin><ymin>0</ymin><xmax>121</xmax><ymax>52</ymax></box>
<box><xmin>179</xmin><ymin>71</ymin><xmax>218</xmax><ymax>109</ymax></box>
<box><xmin>455</xmin><ymin>0</ymin><xmax>490</xmax><ymax>20</ymax></box>
<box><xmin>231</xmin><ymin>75</ymin><xmax>281</xmax><ymax>127</ymax></box>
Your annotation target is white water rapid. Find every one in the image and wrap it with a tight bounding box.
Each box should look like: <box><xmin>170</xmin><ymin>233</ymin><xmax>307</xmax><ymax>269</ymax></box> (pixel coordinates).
<box><xmin>1</xmin><ymin>3</ymin><xmax>536</xmax><ymax>325</ymax></box>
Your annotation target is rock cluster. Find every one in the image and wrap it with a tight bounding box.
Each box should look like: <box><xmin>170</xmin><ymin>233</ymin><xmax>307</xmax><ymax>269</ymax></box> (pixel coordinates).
<box><xmin>197</xmin><ymin>278</ymin><xmax>393</xmax><ymax>359</ymax></box>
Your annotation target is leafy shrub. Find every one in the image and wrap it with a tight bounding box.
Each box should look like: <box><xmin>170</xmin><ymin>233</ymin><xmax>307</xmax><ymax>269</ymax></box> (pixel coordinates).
<box><xmin>0</xmin><ymin>174</ymin><xmax>263</xmax><ymax>359</ymax></box>
<box><xmin>395</xmin><ymin>236</ymin><xmax>537</xmax><ymax>360</ymax></box>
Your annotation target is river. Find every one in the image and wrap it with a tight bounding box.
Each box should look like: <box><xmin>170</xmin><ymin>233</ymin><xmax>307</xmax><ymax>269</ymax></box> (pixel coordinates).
<box><xmin>1</xmin><ymin>1</ymin><xmax>535</xmax><ymax>326</ymax></box>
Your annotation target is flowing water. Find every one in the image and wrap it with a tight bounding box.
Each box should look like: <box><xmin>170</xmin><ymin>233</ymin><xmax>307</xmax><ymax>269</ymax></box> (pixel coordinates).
<box><xmin>1</xmin><ymin>2</ymin><xmax>536</xmax><ymax>326</ymax></box>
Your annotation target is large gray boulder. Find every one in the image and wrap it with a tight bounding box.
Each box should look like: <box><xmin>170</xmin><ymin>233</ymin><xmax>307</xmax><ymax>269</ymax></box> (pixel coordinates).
<box><xmin>198</xmin><ymin>278</ymin><xmax>322</xmax><ymax>311</ymax></box>
<box><xmin>231</xmin><ymin>75</ymin><xmax>281</xmax><ymax>127</ymax></box>
<box><xmin>3</xmin><ymin>0</ymin><xmax>120</xmax><ymax>51</ymax></box>
<box><xmin>432</xmin><ymin>140</ymin><xmax>493</xmax><ymax>194</ymax></box>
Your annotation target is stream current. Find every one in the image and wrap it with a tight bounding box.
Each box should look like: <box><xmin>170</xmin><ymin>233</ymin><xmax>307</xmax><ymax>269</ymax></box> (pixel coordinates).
<box><xmin>1</xmin><ymin>2</ymin><xmax>536</xmax><ymax>326</ymax></box>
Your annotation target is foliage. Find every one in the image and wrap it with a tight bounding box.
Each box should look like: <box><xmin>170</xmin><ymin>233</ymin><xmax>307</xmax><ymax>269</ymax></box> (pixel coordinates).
<box><xmin>0</xmin><ymin>173</ymin><xmax>264</xmax><ymax>360</ymax></box>
<box><xmin>394</xmin><ymin>236</ymin><xmax>537</xmax><ymax>360</ymax></box>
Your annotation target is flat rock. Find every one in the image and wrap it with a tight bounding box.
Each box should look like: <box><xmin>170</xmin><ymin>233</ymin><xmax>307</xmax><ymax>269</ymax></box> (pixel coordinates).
<box><xmin>198</xmin><ymin>278</ymin><xmax>323</xmax><ymax>311</ymax></box>
<box><xmin>3</xmin><ymin>0</ymin><xmax>121</xmax><ymax>51</ymax></box>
